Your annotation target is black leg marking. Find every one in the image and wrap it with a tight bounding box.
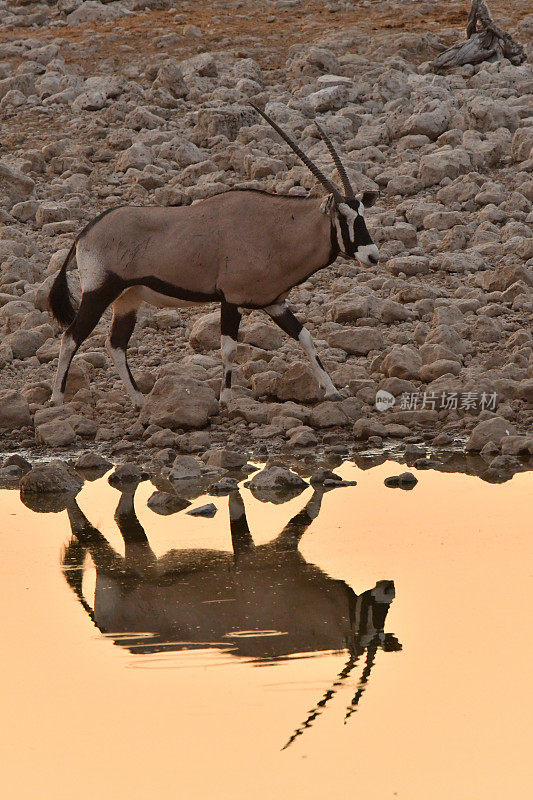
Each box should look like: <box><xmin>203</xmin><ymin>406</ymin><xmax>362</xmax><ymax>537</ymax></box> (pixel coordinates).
<box><xmin>109</xmin><ymin>311</ymin><xmax>139</xmax><ymax>392</ymax></box>
<box><xmin>109</xmin><ymin>310</ymin><xmax>136</xmax><ymax>349</ymax></box>
<box><xmin>220</xmin><ymin>301</ymin><xmax>241</xmax><ymax>337</ymax></box>
<box><xmin>265</xmin><ymin>303</ymin><xmax>340</xmax><ymax>400</ymax></box>
<box><xmin>267</xmin><ymin>306</ymin><xmax>303</xmax><ymax>340</ymax></box>
<box><xmin>274</xmin><ymin>488</ymin><xmax>324</xmax><ymax>551</ymax></box>
<box><xmin>229</xmin><ymin>491</ymin><xmax>255</xmax><ymax>558</ymax></box>
<box><xmin>60</xmin><ymin>281</ymin><xmax>124</xmax><ymax>393</ymax></box>
<box><xmin>60</xmin><ymin>351</ymin><xmax>77</xmax><ymax>393</ymax></box>
<box><xmin>220</xmin><ymin>301</ymin><xmax>241</xmax><ymax>398</ymax></box>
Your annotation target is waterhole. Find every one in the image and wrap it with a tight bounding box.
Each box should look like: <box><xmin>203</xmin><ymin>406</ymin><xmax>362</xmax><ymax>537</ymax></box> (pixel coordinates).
<box><xmin>1</xmin><ymin>459</ymin><xmax>531</xmax><ymax>799</ymax></box>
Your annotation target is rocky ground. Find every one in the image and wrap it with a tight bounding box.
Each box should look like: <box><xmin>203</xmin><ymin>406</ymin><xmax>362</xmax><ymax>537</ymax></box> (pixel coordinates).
<box><xmin>0</xmin><ymin>0</ymin><xmax>532</xmax><ymax>484</ymax></box>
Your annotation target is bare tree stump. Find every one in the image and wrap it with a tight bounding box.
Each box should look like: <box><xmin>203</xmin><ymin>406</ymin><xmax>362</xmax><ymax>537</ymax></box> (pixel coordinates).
<box><xmin>429</xmin><ymin>0</ymin><xmax>526</xmax><ymax>72</ymax></box>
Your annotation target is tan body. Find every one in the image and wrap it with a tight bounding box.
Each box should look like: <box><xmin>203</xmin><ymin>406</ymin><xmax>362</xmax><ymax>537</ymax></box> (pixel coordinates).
<box><xmin>94</xmin><ymin>546</ymin><xmax>352</xmax><ymax>660</ymax></box>
<box><xmin>79</xmin><ymin>192</ymin><xmax>333</xmax><ymax>308</ymax></box>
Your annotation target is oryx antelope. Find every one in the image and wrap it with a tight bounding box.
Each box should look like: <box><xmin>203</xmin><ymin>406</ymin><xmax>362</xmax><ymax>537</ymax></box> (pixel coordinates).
<box><xmin>48</xmin><ymin>103</ymin><xmax>379</xmax><ymax>408</ymax></box>
<box><xmin>60</xmin><ymin>482</ymin><xmax>398</xmax><ymax>674</ymax></box>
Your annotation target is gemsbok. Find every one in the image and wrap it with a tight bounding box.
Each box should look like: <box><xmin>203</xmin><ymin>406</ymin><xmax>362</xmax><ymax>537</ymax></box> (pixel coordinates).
<box><xmin>60</xmin><ymin>482</ymin><xmax>399</xmax><ymax>746</ymax></box>
<box><xmin>48</xmin><ymin>103</ymin><xmax>379</xmax><ymax>409</ymax></box>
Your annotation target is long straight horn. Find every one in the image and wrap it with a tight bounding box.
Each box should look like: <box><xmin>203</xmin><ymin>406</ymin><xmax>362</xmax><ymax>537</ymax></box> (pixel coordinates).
<box><xmin>250</xmin><ymin>103</ymin><xmax>340</xmax><ymax>199</ymax></box>
<box><xmin>314</xmin><ymin>122</ymin><xmax>354</xmax><ymax>198</ymax></box>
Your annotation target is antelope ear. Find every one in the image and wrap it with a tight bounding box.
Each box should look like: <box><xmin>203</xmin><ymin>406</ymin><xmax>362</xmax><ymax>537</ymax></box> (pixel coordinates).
<box><xmin>320</xmin><ymin>194</ymin><xmax>335</xmax><ymax>215</ymax></box>
<box><xmin>361</xmin><ymin>190</ymin><xmax>378</xmax><ymax>208</ymax></box>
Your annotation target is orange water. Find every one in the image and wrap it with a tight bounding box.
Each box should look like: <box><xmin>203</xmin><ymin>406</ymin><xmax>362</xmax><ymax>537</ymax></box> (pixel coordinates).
<box><xmin>1</xmin><ymin>461</ymin><xmax>531</xmax><ymax>799</ymax></box>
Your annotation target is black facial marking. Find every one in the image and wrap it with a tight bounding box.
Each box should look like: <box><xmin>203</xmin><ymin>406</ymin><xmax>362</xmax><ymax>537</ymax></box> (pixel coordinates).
<box><xmin>352</xmin><ymin>214</ymin><xmax>373</xmax><ymax>246</ymax></box>
<box><xmin>338</xmin><ymin>216</ymin><xmax>355</xmax><ymax>257</ymax></box>
<box><xmin>329</xmin><ymin>222</ymin><xmax>340</xmax><ymax>262</ymax></box>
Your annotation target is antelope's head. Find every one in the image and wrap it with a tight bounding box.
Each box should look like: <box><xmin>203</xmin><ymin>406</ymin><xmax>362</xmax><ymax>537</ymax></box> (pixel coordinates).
<box><xmin>321</xmin><ymin>191</ymin><xmax>379</xmax><ymax>265</ymax></box>
<box><xmin>250</xmin><ymin>104</ymin><xmax>380</xmax><ymax>267</ymax></box>
<box><xmin>351</xmin><ymin>579</ymin><xmax>396</xmax><ymax>649</ymax></box>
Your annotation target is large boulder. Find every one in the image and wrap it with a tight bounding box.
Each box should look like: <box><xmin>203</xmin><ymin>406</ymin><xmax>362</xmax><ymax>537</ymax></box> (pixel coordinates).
<box><xmin>511</xmin><ymin>127</ymin><xmax>533</xmax><ymax>162</ymax></box>
<box><xmin>179</xmin><ymin>53</ymin><xmax>218</xmax><ymax>79</ymax></box>
<box><xmin>419</xmin><ymin>359</ymin><xmax>461</xmax><ymax>382</ymax></box>
<box><xmin>401</xmin><ymin>106</ymin><xmax>450</xmax><ymax>140</ymax></box>
<box><xmin>381</xmin><ymin>347</ymin><xmax>422</xmax><ymax>380</ymax></box>
<box><xmin>168</xmin><ymin>455</ymin><xmax>204</xmax><ymax>481</ymax></box>
<box><xmin>247</xmin><ymin>465</ymin><xmax>308</xmax><ymax>502</ymax></box>
<box><xmin>5</xmin><ymin>329</ymin><xmax>49</xmax><ymax>360</ymax></box>
<box><xmin>20</xmin><ymin>462</ymin><xmax>82</xmax><ymax>494</ymax></box>
<box><xmin>140</xmin><ymin>376</ymin><xmax>218</xmax><ymax>430</ymax></box>
<box><xmin>67</xmin><ymin>1</ymin><xmax>128</xmax><ymax>24</ymax></box>
<box><xmin>386</xmin><ymin>255</ymin><xmax>430</xmax><ymax>276</ymax></box>
<box><xmin>147</xmin><ymin>491</ymin><xmax>190</xmax><ymax>515</ymax></box>
<box><xmin>241</xmin><ymin>320</ymin><xmax>283</xmax><ymax>351</ymax></box>
<box><xmin>0</xmin><ymin>390</ymin><xmax>31</xmax><ymax>430</ymax></box>
<box><xmin>501</xmin><ymin>436</ymin><xmax>533</xmax><ymax>456</ymax></box>
<box><xmin>418</xmin><ymin>148</ymin><xmax>471</xmax><ymax>187</ymax></box>
<box><xmin>152</xmin><ymin>61</ymin><xmax>188</xmax><ymax>98</ymax></box>
<box><xmin>327</xmin><ymin>327</ymin><xmax>383</xmax><ymax>355</ymax></box>
<box><xmin>36</xmin><ymin>419</ymin><xmax>76</xmax><ymax>447</ymax></box>
<box><xmin>20</xmin><ymin>464</ymin><xmax>83</xmax><ymax>512</ymax></box>
<box><xmin>330</xmin><ymin>296</ymin><xmax>375</xmax><ymax>323</ymax></box>
<box><xmin>0</xmin><ymin>161</ymin><xmax>34</xmax><ymax>206</ymax></box>
<box><xmin>248</xmin><ymin>465</ymin><xmax>307</xmax><ymax>491</ymax></box>
<box><xmin>466</xmin><ymin>417</ymin><xmax>517</xmax><ymax>452</ymax></box>
<box><xmin>275</xmin><ymin>363</ymin><xmax>322</xmax><ymax>403</ymax></box>
<box><xmin>116</xmin><ymin>143</ymin><xmax>153</xmax><ymax>171</ymax></box>
<box><xmin>353</xmin><ymin>418</ymin><xmax>388</xmax><ymax>440</ymax></box>
<box><xmin>203</xmin><ymin>448</ymin><xmax>248</xmax><ymax>470</ymax></box>
<box><xmin>308</xmin><ymin>84</ymin><xmax>348</xmax><ymax>113</ymax></box>
<box><xmin>465</xmin><ymin>97</ymin><xmax>519</xmax><ymax>133</ymax></box>
<box><xmin>189</xmin><ymin>312</ymin><xmax>220</xmax><ymax>352</ymax></box>
<box><xmin>517</xmin><ymin>379</ymin><xmax>533</xmax><ymax>404</ymax></box>
<box><xmin>196</xmin><ymin>105</ymin><xmax>256</xmax><ymax>142</ymax></box>
<box><xmin>74</xmin><ymin>452</ymin><xmax>112</xmax><ymax>472</ymax></box>
<box><xmin>308</xmin><ymin>401</ymin><xmax>348</xmax><ymax>428</ymax></box>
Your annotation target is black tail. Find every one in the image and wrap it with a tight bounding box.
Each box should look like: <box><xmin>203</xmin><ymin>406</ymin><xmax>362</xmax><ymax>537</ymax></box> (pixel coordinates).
<box><xmin>48</xmin><ymin>241</ymin><xmax>77</xmax><ymax>327</ymax></box>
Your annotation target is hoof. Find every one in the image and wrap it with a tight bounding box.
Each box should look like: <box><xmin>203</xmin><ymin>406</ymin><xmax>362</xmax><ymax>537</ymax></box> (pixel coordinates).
<box><xmin>49</xmin><ymin>394</ymin><xmax>63</xmax><ymax>407</ymax></box>
<box><xmin>324</xmin><ymin>391</ymin><xmax>343</xmax><ymax>402</ymax></box>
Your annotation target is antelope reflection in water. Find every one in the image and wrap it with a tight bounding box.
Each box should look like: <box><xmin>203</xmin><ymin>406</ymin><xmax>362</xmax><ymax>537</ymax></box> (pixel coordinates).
<box><xmin>61</xmin><ymin>483</ymin><xmax>401</xmax><ymax>747</ymax></box>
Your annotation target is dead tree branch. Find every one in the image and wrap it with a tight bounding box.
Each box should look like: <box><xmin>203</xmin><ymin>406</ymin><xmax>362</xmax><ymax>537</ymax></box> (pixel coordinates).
<box><xmin>429</xmin><ymin>0</ymin><xmax>526</xmax><ymax>72</ymax></box>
